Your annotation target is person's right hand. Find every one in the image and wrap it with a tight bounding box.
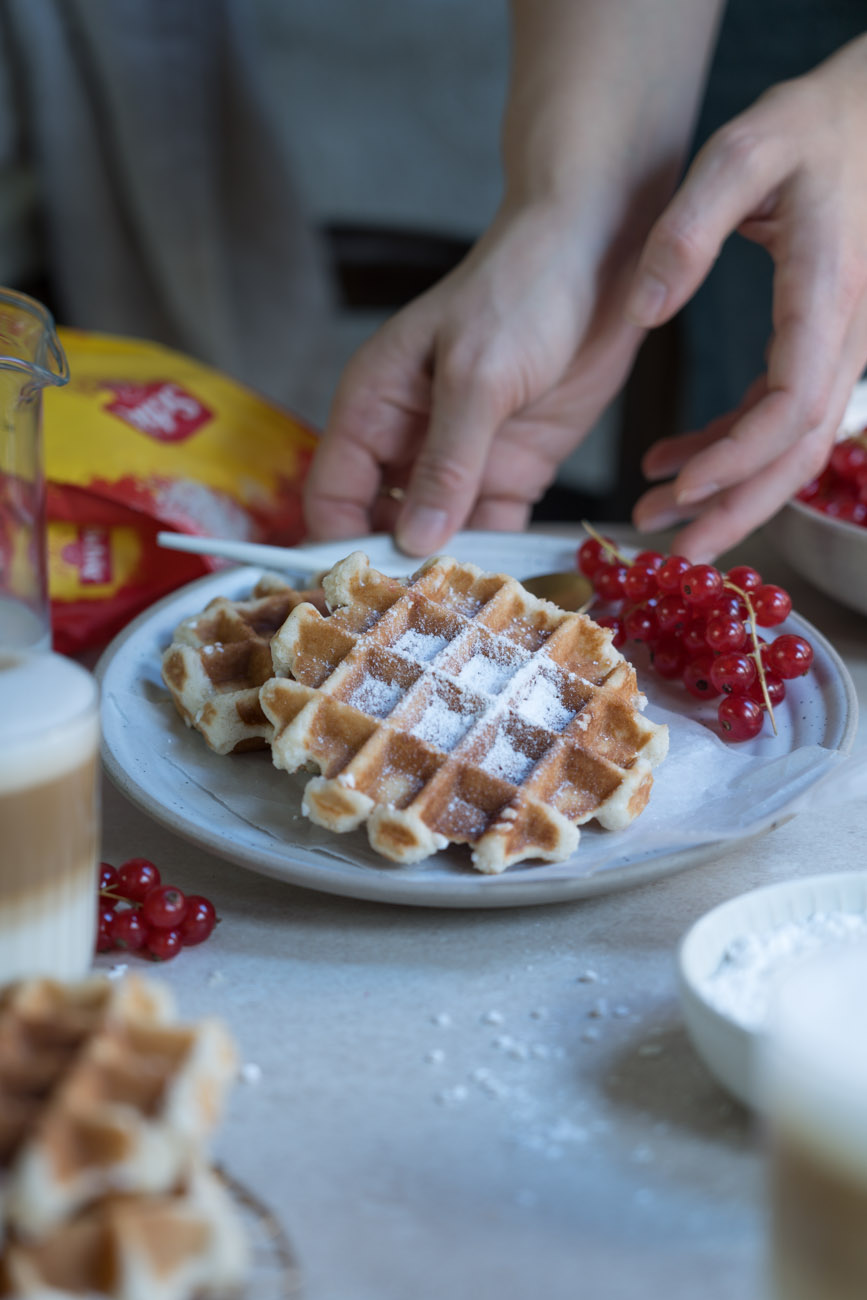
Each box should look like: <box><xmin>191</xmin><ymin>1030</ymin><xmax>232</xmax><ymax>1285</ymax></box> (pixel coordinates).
<box><xmin>303</xmin><ymin>202</ymin><xmax>646</xmax><ymax>555</ymax></box>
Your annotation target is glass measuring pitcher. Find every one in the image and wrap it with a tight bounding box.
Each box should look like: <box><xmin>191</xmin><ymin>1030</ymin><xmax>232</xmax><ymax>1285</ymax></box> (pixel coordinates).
<box><xmin>0</xmin><ymin>288</ymin><xmax>69</xmax><ymax>650</ymax></box>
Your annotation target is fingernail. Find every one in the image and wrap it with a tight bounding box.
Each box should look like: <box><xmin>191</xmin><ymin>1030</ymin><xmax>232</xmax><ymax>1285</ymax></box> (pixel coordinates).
<box><xmin>397</xmin><ymin>506</ymin><xmax>449</xmax><ymax>556</ymax></box>
<box><xmin>626</xmin><ymin>274</ymin><xmax>668</xmax><ymax>326</ymax></box>
<box><xmin>676</xmin><ymin>481</ymin><xmax>720</xmax><ymax>507</ymax></box>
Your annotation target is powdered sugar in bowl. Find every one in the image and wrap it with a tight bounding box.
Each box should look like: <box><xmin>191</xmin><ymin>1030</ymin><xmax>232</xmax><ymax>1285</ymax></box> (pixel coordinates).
<box><xmin>677</xmin><ymin>871</ymin><xmax>867</xmax><ymax>1109</ymax></box>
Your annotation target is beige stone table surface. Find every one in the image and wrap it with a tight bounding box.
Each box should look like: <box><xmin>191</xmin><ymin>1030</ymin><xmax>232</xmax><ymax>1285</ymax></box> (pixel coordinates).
<box><xmin>97</xmin><ymin>525</ymin><xmax>865</xmax><ymax>1300</ymax></box>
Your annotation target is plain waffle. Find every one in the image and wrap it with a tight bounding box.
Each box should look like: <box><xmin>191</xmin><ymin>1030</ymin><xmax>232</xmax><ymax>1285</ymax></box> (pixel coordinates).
<box><xmin>161</xmin><ymin>573</ymin><xmax>326</xmax><ymax>755</ymax></box>
<box><xmin>260</xmin><ymin>552</ymin><xmax>668</xmax><ymax>873</ymax></box>
<box><xmin>0</xmin><ymin>976</ymin><xmax>237</xmax><ymax>1239</ymax></box>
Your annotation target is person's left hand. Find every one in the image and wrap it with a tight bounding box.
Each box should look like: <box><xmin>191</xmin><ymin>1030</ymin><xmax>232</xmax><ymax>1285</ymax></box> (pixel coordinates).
<box><xmin>627</xmin><ymin>34</ymin><xmax>867</xmax><ymax>561</ymax></box>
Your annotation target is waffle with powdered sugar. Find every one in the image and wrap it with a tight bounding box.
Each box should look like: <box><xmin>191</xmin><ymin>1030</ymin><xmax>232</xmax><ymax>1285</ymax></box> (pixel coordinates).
<box><xmin>260</xmin><ymin>552</ymin><xmax>668</xmax><ymax>873</ymax></box>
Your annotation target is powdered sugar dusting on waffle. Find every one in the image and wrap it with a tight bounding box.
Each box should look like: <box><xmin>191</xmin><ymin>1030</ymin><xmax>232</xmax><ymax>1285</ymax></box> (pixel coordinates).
<box><xmin>260</xmin><ymin>552</ymin><xmax>669</xmax><ymax>873</ymax></box>
<box><xmin>480</xmin><ymin>728</ymin><xmax>536</xmax><ymax>784</ymax></box>
<box><xmin>392</xmin><ymin>628</ymin><xmax>449</xmax><ymax>661</ymax></box>
<box><xmin>411</xmin><ymin>688</ymin><xmax>480</xmax><ymax>750</ymax></box>
<box><xmin>348</xmin><ymin>676</ymin><xmax>403</xmax><ymax>717</ymax></box>
<box><xmin>516</xmin><ymin>669</ymin><xmax>575</xmax><ymax>732</ymax></box>
<box><xmin>456</xmin><ymin>646</ymin><xmax>525</xmax><ymax>695</ymax></box>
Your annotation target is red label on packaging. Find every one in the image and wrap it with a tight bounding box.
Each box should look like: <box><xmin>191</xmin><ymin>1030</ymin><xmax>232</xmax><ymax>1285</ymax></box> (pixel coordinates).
<box><xmin>61</xmin><ymin>526</ymin><xmax>113</xmax><ymax>585</ymax></box>
<box><xmin>103</xmin><ymin>381</ymin><xmax>213</xmax><ymax>442</ymax></box>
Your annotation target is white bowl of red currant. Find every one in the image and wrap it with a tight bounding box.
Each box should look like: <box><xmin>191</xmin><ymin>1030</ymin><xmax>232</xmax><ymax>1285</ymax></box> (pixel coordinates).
<box><xmin>765</xmin><ymin>384</ymin><xmax>867</xmax><ymax>618</ymax></box>
<box><xmin>578</xmin><ymin>533</ymin><xmax>813</xmax><ymax>743</ymax></box>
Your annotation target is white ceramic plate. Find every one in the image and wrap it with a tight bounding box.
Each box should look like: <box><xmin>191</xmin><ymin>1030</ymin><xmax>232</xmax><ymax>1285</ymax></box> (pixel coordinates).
<box><xmin>678</xmin><ymin>871</ymin><xmax>867</xmax><ymax>1109</ymax></box>
<box><xmin>96</xmin><ymin>530</ymin><xmax>858</xmax><ymax>909</ymax></box>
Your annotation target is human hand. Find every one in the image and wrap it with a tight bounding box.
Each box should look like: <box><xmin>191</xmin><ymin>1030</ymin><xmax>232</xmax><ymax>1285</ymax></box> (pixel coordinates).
<box><xmin>627</xmin><ymin>35</ymin><xmax>867</xmax><ymax>561</ymax></box>
<box><xmin>304</xmin><ymin>204</ymin><xmax>645</xmax><ymax>555</ymax></box>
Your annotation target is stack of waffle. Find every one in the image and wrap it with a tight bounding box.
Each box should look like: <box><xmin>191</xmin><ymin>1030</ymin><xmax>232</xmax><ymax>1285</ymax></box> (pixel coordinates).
<box><xmin>260</xmin><ymin>552</ymin><xmax>668</xmax><ymax>872</ymax></box>
<box><xmin>0</xmin><ymin>976</ymin><xmax>246</xmax><ymax>1299</ymax></box>
<box><xmin>162</xmin><ymin>573</ymin><xmax>326</xmax><ymax>755</ymax></box>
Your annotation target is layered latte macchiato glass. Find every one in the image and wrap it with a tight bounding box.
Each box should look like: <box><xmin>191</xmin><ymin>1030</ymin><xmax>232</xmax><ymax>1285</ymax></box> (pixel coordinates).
<box><xmin>762</xmin><ymin>947</ymin><xmax>867</xmax><ymax>1300</ymax></box>
<box><xmin>0</xmin><ymin>652</ymin><xmax>100</xmax><ymax>982</ymax></box>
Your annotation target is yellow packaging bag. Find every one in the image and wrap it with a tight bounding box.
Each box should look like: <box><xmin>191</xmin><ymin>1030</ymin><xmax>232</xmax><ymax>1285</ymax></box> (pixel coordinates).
<box><xmin>44</xmin><ymin>329</ymin><xmax>317</xmax><ymax>652</ymax></box>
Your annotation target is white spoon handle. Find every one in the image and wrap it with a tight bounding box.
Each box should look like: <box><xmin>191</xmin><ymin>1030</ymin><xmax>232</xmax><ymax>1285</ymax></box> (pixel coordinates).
<box><xmin>156</xmin><ymin>531</ymin><xmax>414</xmax><ymax>578</ymax></box>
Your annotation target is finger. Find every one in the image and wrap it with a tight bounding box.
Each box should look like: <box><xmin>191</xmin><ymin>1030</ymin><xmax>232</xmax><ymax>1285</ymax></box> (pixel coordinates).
<box><xmin>466</xmin><ymin>496</ymin><xmax>532</xmax><ymax>533</ymax></box>
<box><xmin>303</xmin><ymin>351</ymin><xmax>429</xmax><ymax>541</ymax></box>
<box><xmin>626</xmin><ymin>99</ymin><xmax>797</xmax><ymax>328</ymax></box>
<box><xmin>632</xmin><ymin>479</ymin><xmax>692</xmax><ymax>535</ymax></box>
<box><xmin>674</xmin><ymin>226</ymin><xmax>851</xmax><ymax>505</ymax></box>
<box><xmin>395</xmin><ymin>346</ymin><xmax>511</xmax><ymax>555</ymax></box>
<box><xmin>643</xmin><ymin>376</ymin><xmax>768</xmax><ymax>481</ymax></box>
<box><xmin>643</xmin><ymin>419</ymin><xmax>741</xmax><ymax>483</ymax></box>
<box><xmin>671</xmin><ymin>357</ymin><xmax>863</xmax><ymax>561</ymax></box>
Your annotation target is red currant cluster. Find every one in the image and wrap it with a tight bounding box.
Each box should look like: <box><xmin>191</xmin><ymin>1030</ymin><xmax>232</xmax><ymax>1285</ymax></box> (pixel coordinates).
<box><xmin>97</xmin><ymin>858</ymin><xmax>218</xmax><ymax>961</ymax></box>
<box><xmin>798</xmin><ymin>435</ymin><xmax>867</xmax><ymax>526</ymax></box>
<box><xmin>577</xmin><ymin>535</ymin><xmax>814</xmax><ymax>741</ymax></box>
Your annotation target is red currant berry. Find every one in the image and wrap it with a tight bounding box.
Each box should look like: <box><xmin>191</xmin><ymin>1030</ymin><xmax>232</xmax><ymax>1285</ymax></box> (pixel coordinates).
<box><xmin>651</xmin><ymin>639</ymin><xmax>687</xmax><ymax>679</ymax></box>
<box><xmin>718</xmin><ymin>695</ymin><xmax>764</xmax><ymax>741</ymax></box>
<box><xmin>99</xmin><ymin>862</ymin><xmax>118</xmax><ymax>890</ymax></box>
<box><xmin>682</xmin><ymin>655</ymin><xmax>721</xmax><ymax>700</ymax></box>
<box><xmin>146</xmin><ymin>928</ymin><xmax>184</xmax><ymax>961</ymax></box>
<box><xmin>705</xmin><ymin>616</ymin><xmax>747</xmax><ymax>654</ymax></box>
<box><xmin>109</xmin><ymin>908</ymin><xmax>149</xmax><ymax>952</ymax></box>
<box><xmin>657</xmin><ymin>555</ymin><xmax>691</xmax><ymax>593</ymax></box>
<box><xmin>577</xmin><ymin>538</ymin><xmax>611</xmax><ymax>578</ymax></box>
<box><xmin>141</xmin><ymin>884</ymin><xmax>188</xmax><ymax>930</ymax></box>
<box><xmin>597</xmin><ymin>615</ymin><xmax>626</xmax><ymax>649</ymax></box>
<box><xmin>594</xmin><ymin>563</ymin><xmax>629</xmax><ymax>602</ymax></box>
<box><xmin>116</xmin><ymin>858</ymin><xmax>161</xmax><ymax>903</ymax></box>
<box><xmin>96</xmin><ymin>901</ymin><xmax>116</xmax><ymax>953</ymax></box>
<box><xmin>748</xmin><ymin>674</ymin><xmax>786</xmax><ymax>708</ymax></box>
<box><xmin>830</xmin><ymin>439</ymin><xmax>867</xmax><ymax>482</ymax></box>
<box><xmin>830</xmin><ymin>498</ymin><xmax>867</xmax><ymax>525</ymax></box>
<box><xmin>623</xmin><ymin>562</ymin><xmax>659</xmax><ymax>602</ymax></box>
<box><xmin>655</xmin><ymin>594</ymin><xmax>690</xmax><ymax>635</ymax></box>
<box><xmin>710</xmin><ymin>653</ymin><xmax>757</xmax><ymax>696</ymax></box>
<box><xmin>704</xmin><ymin>594</ymin><xmax>742</xmax><ymax>622</ymax></box>
<box><xmin>180</xmin><ymin>896</ymin><xmax>219</xmax><ymax>946</ymax></box>
<box><xmin>752</xmin><ymin>584</ymin><xmax>792</xmax><ymax>628</ymax></box>
<box><xmin>680</xmin><ymin>564</ymin><xmax>723</xmax><ymax>606</ymax></box>
<box><xmin>634</xmin><ymin>550</ymin><xmax>664</xmax><ymax>571</ymax></box>
<box><xmin>725</xmin><ymin>565</ymin><xmax>762</xmax><ymax>594</ymax></box>
<box><xmin>682</xmin><ymin>618</ymin><xmax>710</xmax><ymax>657</ymax></box>
<box><xmin>624</xmin><ymin>606</ymin><xmax>658</xmax><ymax>643</ymax></box>
<box><xmin>767</xmin><ymin>634</ymin><xmax>814</xmax><ymax>680</ymax></box>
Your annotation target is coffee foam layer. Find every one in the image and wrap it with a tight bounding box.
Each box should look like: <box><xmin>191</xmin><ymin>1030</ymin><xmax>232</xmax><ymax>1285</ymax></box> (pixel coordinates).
<box><xmin>0</xmin><ymin>653</ymin><xmax>99</xmax><ymax>790</ymax></box>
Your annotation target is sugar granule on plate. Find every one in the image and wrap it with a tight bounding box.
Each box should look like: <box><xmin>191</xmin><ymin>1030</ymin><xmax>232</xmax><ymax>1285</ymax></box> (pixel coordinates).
<box><xmin>700</xmin><ymin>910</ymin><xmax>867</xmax><ymax>1031</ymax></box>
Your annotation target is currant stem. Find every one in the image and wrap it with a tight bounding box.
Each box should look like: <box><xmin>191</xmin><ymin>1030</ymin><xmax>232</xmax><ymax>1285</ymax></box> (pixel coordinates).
<box><xmin>581</xmin><ymin>519</ymin><xmax>633</xmax><ymax>568</ymax></box>
<box><xmin>723</xmin><ymin>580</ymin><xmax>777</xmax><ymax>735</ymax></box>
<box><xmin>100</xmin><ymin>888</ymin><xmax>142</xmax><ymax>909</ymax></box>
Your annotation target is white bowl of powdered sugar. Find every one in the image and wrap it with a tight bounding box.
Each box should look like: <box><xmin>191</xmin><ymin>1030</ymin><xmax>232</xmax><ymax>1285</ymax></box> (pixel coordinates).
<box><xmin>677</xmin><ymin>872</ymin><xmax>867</xmax><ymax>1109</ymax></box>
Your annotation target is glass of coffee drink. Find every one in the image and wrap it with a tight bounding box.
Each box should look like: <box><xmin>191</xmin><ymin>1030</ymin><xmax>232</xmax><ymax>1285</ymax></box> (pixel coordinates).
<box><xmin>761</xmin><ymin>946</ymin><xmax>867</xmax><ymax>1300</ymax></box>
<box><xmin>0</xmin><ymin>651</ymin><xmax>100</xmax><ymax>982</ymax></box>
